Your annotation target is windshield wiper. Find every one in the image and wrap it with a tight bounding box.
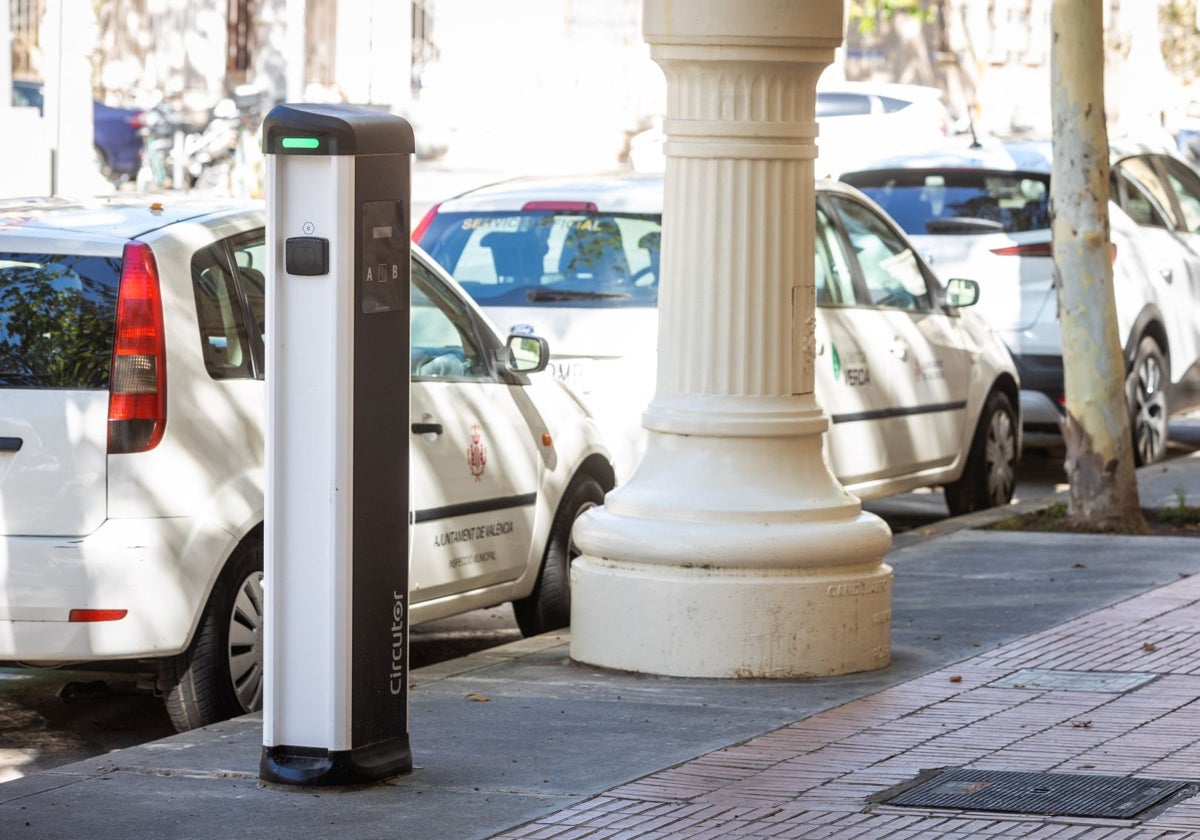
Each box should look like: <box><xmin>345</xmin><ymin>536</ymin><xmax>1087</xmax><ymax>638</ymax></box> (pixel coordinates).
<box><xmin>924</xmin><ymin>217</ymin><xmax>1007</xmax><ymax>234</ymax></box>
<box><xmin>526</xmin><ymin>289</ymin><xmax>631</xmax><ymax>302</ymax></box>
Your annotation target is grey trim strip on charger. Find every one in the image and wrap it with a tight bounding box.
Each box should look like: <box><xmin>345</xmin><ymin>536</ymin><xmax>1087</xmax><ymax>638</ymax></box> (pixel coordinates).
<box><xmin>0</xmin><ymin>437</ymin><xmax>22</xmax><ymax>452</ymax></box>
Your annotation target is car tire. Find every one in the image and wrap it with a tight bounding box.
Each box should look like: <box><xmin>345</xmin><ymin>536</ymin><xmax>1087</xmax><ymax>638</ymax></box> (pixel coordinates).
<box><xmin>512</xmin><ymin>474</ymin><xmax>605</xmax><ymax>637</ymax></box>
<box><xmin>159</xmin><ymin>540</ymin><xmax>264</xmax><ymax>732</ymax></box>
<box><xmin>1127</xmin><ymin>335</ymin><xmax>1169</xmax><ymax>466</ymax></box>
<box><xmin>944</xmin><ymin>389</ymin><xmax>1018</xmax><ymax>517</ymax></box>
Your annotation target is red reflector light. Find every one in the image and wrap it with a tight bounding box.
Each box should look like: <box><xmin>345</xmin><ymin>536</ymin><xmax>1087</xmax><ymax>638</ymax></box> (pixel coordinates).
<box><xmin>108</xmin><ymin>241</ymin><xmax>167</xmax><ymax>453</ymax></box>
<box><xmin>521</xmin><ymin>200</ymin><xmax>599</xmax><ymax>212</ymax></box>
<box><xmin>69</xmin><ymin>609</ymin><xmax>128</xmax><ymax>623</ymax></box>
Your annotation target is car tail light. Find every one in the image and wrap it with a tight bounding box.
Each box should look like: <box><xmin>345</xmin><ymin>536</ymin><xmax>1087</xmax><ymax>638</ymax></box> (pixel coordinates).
<box><xmin>411</xmin><ymin>203</ymin><xmax>440</xmax><ymax>242</ymax></box>
<box><xmin>991</xmin><ymin>242</ymin><xmax>1117</xmax><ymax>262</ymax></box>
<box><xmin>521</xmin><ymin>200</ymin><xmax>599</xmax><ymax>212</ymax></box>
<box><xmin>108</xmin><ymin>241</ymin><xmax>167</xmax><ymax>454</ymax></box>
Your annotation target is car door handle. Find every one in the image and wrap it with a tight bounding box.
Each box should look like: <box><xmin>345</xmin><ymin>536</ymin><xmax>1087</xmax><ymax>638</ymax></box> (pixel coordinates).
<box><xmin>411</xmin><ymin>422</ymin><xmax>443</xmax><ymax>436</ymax></box>
<box><xmin>0</xmin><ymin>437</ymin><xmax>22</xmax><ymax>452</ymax></box>
<box><xmin>1160</xmin><ymin>267</ymin><xmax>1174</xmax><ymax>283</ymax></box>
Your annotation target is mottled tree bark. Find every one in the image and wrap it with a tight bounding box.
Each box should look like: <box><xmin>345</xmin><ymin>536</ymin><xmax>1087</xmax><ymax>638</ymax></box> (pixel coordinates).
<box><xmin>1051</xmin><ymin>0</ymin><xmax>1147</xmax><ymax>533</ymax></box>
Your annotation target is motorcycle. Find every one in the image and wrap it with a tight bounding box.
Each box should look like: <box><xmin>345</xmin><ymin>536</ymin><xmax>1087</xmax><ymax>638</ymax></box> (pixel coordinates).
<box><xmin>135</xmin><ymin>86</ymin><xmax>272</xmax><ymax>194</ymax></box>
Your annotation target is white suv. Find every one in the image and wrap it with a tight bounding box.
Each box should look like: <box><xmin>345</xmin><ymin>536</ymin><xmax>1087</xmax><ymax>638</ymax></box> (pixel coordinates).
<box><xmin>841</xmin><ymin>139</ymin><xmax>1200</xmax><ymax>463</ymax></box>
<box><xmin>0</xmin><ymin>196</ymin><xmax>613</xmax><ymax>731</ymax></box>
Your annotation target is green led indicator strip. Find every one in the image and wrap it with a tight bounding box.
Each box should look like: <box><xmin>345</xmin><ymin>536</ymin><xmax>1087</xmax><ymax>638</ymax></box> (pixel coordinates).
<box><xmin>281</xmin><ymin>136</ymin><xmax>320</xmax><ymax>150</ymax></box>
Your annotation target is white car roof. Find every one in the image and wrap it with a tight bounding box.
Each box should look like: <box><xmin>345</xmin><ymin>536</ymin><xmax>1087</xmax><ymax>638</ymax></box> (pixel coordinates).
<box><xmin>431</xmin><ymin>171</ymin><xmax>862</xmax><ymax>215</ymax></box>
<box><xmin>0</xmin><ymin>196</ymin><xmax>265</xmax><ymax>246</ymax></box>
<box><xmin>843</xmin><ymin>135</ymin><xmax>1198</xmax><ymax>177</ymax></box>
<box><xmin>433</xmin><ymin>172</ymin><xmax>665</xmax><ymax>214</ymax></box>
<box><xmin>815</xmin><ymin>80</ymin><xmax>946</xmax><ymax>103</ymax></box>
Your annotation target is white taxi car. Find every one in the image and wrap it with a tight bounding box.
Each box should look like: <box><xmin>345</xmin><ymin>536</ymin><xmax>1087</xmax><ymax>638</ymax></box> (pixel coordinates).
<box><xmin>0</xmin><ymin>197</ymin><xmax>613</xmax><ymax>731</ymax></box>
<box><xmin>415</xmin><ymin>172</ymin><xmax>1021</xmax><ymax>515</ymax></box>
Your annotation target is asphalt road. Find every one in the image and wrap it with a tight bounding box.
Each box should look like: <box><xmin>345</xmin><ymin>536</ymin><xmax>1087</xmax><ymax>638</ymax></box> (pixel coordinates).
<box><xmin>0</xmin><ymin>604</ymin><xmax>531</xmax><ymax>784</ymax></box>
<box><xmin>1</xmin><ymin>416</ymin><xmax>1195</xmax><ymax>784</ymax></box>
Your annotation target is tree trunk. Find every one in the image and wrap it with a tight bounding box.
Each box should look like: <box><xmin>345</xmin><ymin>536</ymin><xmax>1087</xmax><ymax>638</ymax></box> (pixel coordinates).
<box><xmin>1050</xmin><ymin>0</ymin><xmax>1147</xmax><ymax>533</ymax></box>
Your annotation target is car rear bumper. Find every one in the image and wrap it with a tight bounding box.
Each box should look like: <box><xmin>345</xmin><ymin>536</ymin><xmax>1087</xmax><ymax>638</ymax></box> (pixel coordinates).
<box><xmin>1011</xmin><ymin>352</ymin><xmax>1066</xmax><ymax>446</ymax></box>
<box><xmin>0</xmin><ymin>518</ymin><xmax>220</xmax><ymax>662</ymax></box>
<box><xmin>1020</xmin><ymin>389</ymin><xmax>1065</xmax><ymax>447</ymax></box>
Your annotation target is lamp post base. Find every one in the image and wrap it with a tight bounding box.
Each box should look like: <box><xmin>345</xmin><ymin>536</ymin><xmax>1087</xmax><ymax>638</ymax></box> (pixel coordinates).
<box><xmin>571</xmin><ymin>519</ymin><xmax>892</xmax><ymax>678</ymax></box>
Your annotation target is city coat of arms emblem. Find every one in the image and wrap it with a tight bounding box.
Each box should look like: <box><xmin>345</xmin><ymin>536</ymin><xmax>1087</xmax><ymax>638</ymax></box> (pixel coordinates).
<box><xmin>467</xmin><ymin>424</ymin><xmax>487</xmax><ymax>481</ymax></box>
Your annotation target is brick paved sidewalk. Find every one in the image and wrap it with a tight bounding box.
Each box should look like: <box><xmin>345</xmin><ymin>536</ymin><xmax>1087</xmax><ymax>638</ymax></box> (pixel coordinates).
<box><xmin>494</xmin><ymin>572</ymin><xmax>1200</xmax><ymax>839</ymax></box>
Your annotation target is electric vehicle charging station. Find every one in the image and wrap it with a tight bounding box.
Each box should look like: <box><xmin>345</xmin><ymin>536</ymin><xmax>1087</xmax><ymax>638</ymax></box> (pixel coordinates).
<box><xmin>260</xmin><ymin>103</ymin><xmax>415</xmax><ymax>787</ymax></box>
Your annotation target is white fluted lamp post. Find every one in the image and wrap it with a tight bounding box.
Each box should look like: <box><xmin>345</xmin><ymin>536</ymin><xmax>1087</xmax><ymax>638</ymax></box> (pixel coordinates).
<box><xmin>569</xmin><ymin>0</ymin><xmax>893</xmax><ymax>678</ymax></box>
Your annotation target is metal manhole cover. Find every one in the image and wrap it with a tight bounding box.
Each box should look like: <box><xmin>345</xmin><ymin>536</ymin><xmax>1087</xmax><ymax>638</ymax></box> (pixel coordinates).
<box><xmin>882</xmin><ymin>769</ymin><xmax>1188</xmax><ymax>819</ymax></box>
<box><xmin>989</xmin><ymin>669</ymin><xmax>1159</xmax><ymax>693</ymax></box>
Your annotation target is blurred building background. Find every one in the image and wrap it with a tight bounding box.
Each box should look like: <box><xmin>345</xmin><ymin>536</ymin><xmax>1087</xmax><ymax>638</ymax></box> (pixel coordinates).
<box><xmin>3</xmin><ymin>0</ymin><xmax>1200</xmax><ymax>191</ymax></box>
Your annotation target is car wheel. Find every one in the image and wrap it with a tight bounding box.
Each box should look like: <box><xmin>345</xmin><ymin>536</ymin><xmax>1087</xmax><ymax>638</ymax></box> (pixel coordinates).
<box><xmin>944</xmin><ymin>389</ymin><xmax>1018</xmax><ymax>517</ymax></box>
<box><xmin>512</xmin><ymin>474</ymin><xmax>605</xmax><ymax>637</ymax></box>
<box><xmin>1127</xmin><ymin>335</ymin><xmax>1169</xmax><ymax>466</ymax></box>
<box><xmin>159</xmin><ymin>540</ymin><xmax>264</xmax><ymax>732</ymax></box>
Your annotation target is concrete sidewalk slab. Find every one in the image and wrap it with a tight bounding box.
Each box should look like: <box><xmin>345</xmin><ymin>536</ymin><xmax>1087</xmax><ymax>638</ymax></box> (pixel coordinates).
<box><xmin>1</xmin><ymin>454</ymin><xmax>1199</xmax><ymax>839</ymax></box>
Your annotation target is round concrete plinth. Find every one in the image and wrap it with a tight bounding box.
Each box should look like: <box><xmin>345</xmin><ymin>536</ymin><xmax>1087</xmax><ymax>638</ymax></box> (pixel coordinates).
<box><xmin>570</xmin><ymin>555</ymin><xmax>893</xmax><ymax>678</ymax></box>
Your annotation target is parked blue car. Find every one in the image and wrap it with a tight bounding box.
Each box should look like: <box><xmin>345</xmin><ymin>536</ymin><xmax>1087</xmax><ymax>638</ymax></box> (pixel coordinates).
<box><xmin>11</xmin><ymin>79</ymin><xmax>144</xmax><ymax>184</ymax></box>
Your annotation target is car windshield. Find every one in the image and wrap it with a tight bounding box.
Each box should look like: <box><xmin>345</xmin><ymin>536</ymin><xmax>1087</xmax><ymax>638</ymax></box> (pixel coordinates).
<box><xmin>0</xmin><ymin>253</ymin><xmax>120</xmax><ymax>388</ymax></box>
<box><xmin>842</xmin><ymin>170</ymin><xmax>1051</xmax><ymax>236</ymax></box>
<box><xmin>418</xmin><ymin>210</ymin><xmax>661</xmax><ymax>308</ymax></box>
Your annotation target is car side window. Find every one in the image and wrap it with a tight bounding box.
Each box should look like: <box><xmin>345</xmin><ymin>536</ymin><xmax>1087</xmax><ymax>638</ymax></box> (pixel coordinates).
<box><xmin>815</xmin><ymin>204</ymin><xmax>858</xmax><ymax>306</ymax></box>
<box><xmin>230</xmin><ymin>234</ymin><xmax>267</xmax><ymax>342</ymax></box>
<box><xmin>191</xmin><ymin>243</ymin><xmax>256</xmax><ymax>380</ymax></box>
<box><xmin>411</xmin><ymin>258</ymin><xmax>490</xmax><ymax>380</ymax></box>
<box><xmin>828</xmin><ymin>195</ymin><xmax>932</xmax><ymax>312</ymax></box>
<box><xmin>1161</xmin><ymin>157</ymin><xmax>1200</xmax><ymax>233</ymax></box>
<box><xmin>1113</xmin><ymin>157</ymin><xmax>1175</xmax><ymax>229</ymax></box>
<box><xmin>816</xmin><ymin>92</ymin><xmax>872</xmax><ymax>117</ymax></box>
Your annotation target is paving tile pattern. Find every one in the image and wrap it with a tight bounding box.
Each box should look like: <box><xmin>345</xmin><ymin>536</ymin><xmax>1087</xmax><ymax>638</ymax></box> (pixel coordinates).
<box><xmin>491</xmin><ymin>575</ymin><xmax>1200</xmax><ymax>839</ymax></box>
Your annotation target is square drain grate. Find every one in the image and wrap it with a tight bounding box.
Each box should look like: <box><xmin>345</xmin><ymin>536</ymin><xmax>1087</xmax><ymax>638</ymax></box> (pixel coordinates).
<box><xmin>989</xmin><ymin>669</ymin><xmax>1159</xmax><ymax>693</ymax></box>
<box><xmin>881</xmin><ymin>768</ymin><xmax>1188</xmax><ymax>819</ymax></box>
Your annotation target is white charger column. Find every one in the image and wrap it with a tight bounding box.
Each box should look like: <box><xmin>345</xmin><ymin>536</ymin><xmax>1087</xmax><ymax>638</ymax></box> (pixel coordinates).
<box><xmin>570</xmin><ymin>0</ymin><xmax>893</xmax><ymax>678</ymax></box>
<box><xmin>260</xmin><ymin>103</ymin><xmax>414</xmax><ymax>786</ymax></box>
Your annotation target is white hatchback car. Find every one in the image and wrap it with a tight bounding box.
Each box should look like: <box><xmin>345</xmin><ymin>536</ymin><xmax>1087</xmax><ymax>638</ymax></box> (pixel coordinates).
<box><xmin>414</xmin><ymin>172</ymin><xmax>1021</xmax><ymax>516</ymax></box>
<box><xmin>840</xmin><ymin>139</ymin><xmax>1200</xmax><ymax>464</ymax></box>
<box><xmin>810</xmin><ymin>81</ymin><xmax>955</xmax><ymax>177</ymax></box>
<box><xmin>627</xmin><ymin>81</ymin><xmax>953</xmax><ymax>177</ymax></box>
<box><xmin>0</xmin><ymin>196</ymin><xmax>613</xmax><ymax>731</ymax></box>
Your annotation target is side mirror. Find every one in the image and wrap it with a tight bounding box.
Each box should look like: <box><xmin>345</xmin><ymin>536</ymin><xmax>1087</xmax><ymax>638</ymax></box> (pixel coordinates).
<box><xmin>506</xmin><ymin>334</ymin><xmax>550</xmax><ymax>374</ymax></box>
<box><xmin>945</xmin><ymin>277</ymin><xmax>980</xmax><ymax>308</ymax></box>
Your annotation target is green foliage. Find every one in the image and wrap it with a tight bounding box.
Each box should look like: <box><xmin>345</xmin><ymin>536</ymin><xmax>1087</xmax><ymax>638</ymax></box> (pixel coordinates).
<box><xmin>0</xmin><ymin>263</ymin><xmax>116</xmax><ymax>388</ymax></box>
<box><xmin>850</xmin><ymin>0</ymin><xmax>934</xmax><ymax>35</ymax></box>
<box><xmin>1160</xmin><ymin>1</ymin><xmax>1200</xmax><ymax>87</ymax></box>
<box><xmin>989</xmin><ymin>502</ymin><xmax>1068</xmax><ymax>532</ymax></box>
<box><xmin>1160</xmin><ymin>487</ymin><xmax>1200</xmax><ymax>526</ymax></box>
<box><xmin>986</xmin><ymin>499</ymin><xmax>1200</xmax><ymax>534</ymax></box>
